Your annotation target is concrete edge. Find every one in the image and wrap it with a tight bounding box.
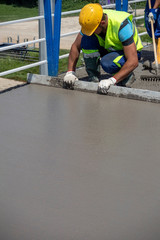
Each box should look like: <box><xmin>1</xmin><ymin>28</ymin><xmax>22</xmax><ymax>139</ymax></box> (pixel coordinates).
<box><xmin>0</xmin><ymin>83</ymin><xmax>28</xmax><ymax>94</ymax></box>
<box><xmin>27</xmin><ymin>73</ymin><xmax>160</xmax><ymax>104</ymax></box>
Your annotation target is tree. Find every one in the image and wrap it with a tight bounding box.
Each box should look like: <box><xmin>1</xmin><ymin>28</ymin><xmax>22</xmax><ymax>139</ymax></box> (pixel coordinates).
<box><xmin>5</xmin><ymin>0</ymin><xmax>38</xmax><ymax>7</ymax></box>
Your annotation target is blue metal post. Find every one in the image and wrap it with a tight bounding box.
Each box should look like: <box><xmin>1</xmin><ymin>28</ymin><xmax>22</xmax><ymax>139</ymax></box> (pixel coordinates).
<box><xmin>122</xmin><ymin>0</ymin><xmax>128</xmax><ymax>12</ymax></box>
<box><xmin>43</xmin><ymin>0</ymin><xmax>62</xmax><ymax>76</ymax></box>
<box><xmin>116</xmin><ymin>0</ymin><xmax>128</xmax><ymax>12</ymax></box>
<box><xmin>52</xmin><ymin>0</ymin><xmax>62</xmax><ymax>76</ymax></box>
<box><xmin>43</xmin><ymin>0</ymin><xmax>54</xmax><ymax>76</ymax></box>
<box><xmin>116</xmin><ymin>0</ymin><xmax>121</xmax><ymax>10</ymax></box>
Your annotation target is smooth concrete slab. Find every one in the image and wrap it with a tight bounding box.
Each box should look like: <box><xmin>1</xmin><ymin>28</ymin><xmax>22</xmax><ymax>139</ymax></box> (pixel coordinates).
<box><xmin>0</xmin><ymin>84</ymin><xmax>160</xmax><ymax>240</ymax></box>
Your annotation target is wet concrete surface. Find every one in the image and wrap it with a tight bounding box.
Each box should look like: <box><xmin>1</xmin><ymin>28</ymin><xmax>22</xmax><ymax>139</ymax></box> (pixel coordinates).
<box><xmin>0</xmin><ymin>84</ymin><xmax>160</xmax><ymax>240</ymax></box>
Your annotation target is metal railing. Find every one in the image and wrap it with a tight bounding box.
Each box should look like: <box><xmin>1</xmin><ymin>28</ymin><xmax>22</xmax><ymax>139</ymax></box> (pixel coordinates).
<box><xmin>0</xmin><ymin>0</ymin><xmax>147</xmax><ymax>78</ymax></box>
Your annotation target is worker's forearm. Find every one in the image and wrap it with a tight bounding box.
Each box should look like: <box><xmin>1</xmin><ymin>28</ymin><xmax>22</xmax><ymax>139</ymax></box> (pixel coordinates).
<box><xmin>113</xmin><ymin>60</ymin><xmax>138</xmax><ymax>83</ymax></box>
<box><xmin>68</xmin><ymin>45</ymin><xmax>80</xmax><ymax>72</ymax></box>
<box><xmin>153</xmin><ymin>0</ymin><xmax>160</xmax><ymax>8</ymax></box>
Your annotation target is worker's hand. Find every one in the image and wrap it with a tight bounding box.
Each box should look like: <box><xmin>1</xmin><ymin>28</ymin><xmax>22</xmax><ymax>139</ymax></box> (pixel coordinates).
<box><xmin>148</xmin><ymin>8</ymin><xmax>158</xmax><ymax>23</ymax></box>
<box><xmin>63</xmin><ymin>71</ymin><xmax>78</xmax><ymax>86</ymax></box>
<box><xmin>98</xmin><ymin>77</ymin><xmax>117</xmax><ymax>94</ymax></box>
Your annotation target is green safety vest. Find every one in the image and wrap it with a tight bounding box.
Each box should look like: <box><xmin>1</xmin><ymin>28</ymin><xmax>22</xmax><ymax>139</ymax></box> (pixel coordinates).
<box><xmin>95</xmin><ymin>9</ymin><xmax>143</xmax><ymax>52</ymax></box>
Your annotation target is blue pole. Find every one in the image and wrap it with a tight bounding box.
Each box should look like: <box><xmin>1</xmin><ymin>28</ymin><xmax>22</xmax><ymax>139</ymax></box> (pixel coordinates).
<box><xmin>52</xmin><ymin>0</ymin><xmax>62</xmax><ymax>76</ymax></box>
<box><xmin>122</xmin><ymin>0</ymin><xmax>128</xmax><ymax>12</ymax></box>
<box><xmin>116</xmin><ymin>0</ymin><xmax>121</xmax><ymax>10</ymax></box>
<box><xmin>43</xmin><ymin>0</ymin><xmax>62</xmax><ymax>76</ymax></box>
<box><xmin>116</xmin><ymin>0</ymin><xmax>128</xmax><ymax>12</ymax></box>
<box><xmin>43</xmin><ymin>0</ymin><xmax>55</xmax><ymax>76</ymax></box>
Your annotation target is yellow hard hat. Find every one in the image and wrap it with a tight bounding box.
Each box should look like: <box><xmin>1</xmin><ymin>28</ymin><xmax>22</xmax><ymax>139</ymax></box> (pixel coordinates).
<box><xmin>79</xmin><ymin>3</ymin><xmax>103</xmax><ymax>36</ymax></box>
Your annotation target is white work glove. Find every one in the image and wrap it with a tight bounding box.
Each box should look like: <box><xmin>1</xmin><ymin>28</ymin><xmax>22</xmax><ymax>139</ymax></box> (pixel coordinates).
<box><xmin>148</xmin><ymin>11</ymin><xmax>155</xmax><ymax>23</ymax></box>
<box><xmin>63</xmin><ymin>71</ymin><xmax>78</xmax><ymax>85</ymax></box>
<box><xmin>98</xmin><ymin>77</ymin><xmax>117</xmax><ymax>94</ymax></box>
<box><xmin>148</xmin><ymin>9</ymin><xmax>158</xmax><ymax>23</ymax></box>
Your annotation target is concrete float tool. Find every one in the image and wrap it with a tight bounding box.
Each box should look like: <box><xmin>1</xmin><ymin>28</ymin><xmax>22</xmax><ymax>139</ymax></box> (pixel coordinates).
<box><xmin>141</xmin><ymin>0</ymin><xmax>160</xmax><ymax>81</ymax></box>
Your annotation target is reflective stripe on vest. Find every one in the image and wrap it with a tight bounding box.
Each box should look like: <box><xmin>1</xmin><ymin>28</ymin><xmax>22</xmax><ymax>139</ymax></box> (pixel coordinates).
<box><xmin>82</xmin><ymin>48</ymin><xmax>100</xmax><ymax>58</ymax></box>
<box><xmin>113</xmin><ymin>55</ymin><xmax>124</xmax><ymax>68</ymax></box>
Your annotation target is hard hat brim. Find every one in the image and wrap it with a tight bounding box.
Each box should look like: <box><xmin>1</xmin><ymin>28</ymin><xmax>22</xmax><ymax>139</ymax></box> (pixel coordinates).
<box><xmin>81</xmin><ymin>24</ymin><xmax>100</xmax><ymax>36</ymax></box>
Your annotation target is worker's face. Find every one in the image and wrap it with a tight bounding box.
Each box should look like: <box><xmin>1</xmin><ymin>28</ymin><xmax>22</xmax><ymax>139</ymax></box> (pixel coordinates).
<box><xmin>94</xmin><ymin>20</ymin><xmax>106</xmax><ymax>35</ymax></box>
<box><xmin>94</xmin><ymin>25</ymin><xmax>103</xmax><ymax>35</ymax></box>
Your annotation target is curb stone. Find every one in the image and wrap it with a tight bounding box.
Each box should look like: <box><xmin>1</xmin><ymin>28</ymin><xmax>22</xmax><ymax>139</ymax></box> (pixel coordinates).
<box><xmin>27</xmin><ymin>73</ymin><xmax>160</xmax><ymax>104</ymax></box>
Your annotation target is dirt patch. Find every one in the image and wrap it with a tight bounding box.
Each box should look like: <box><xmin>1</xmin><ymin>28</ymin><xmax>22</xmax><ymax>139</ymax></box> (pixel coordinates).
<box><xmin>0</xmin><ymin>78</ymin><xmax>26</xmax><ymax>92</ymax></box>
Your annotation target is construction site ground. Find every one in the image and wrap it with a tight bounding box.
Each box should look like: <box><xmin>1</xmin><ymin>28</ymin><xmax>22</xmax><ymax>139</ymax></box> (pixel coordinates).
<box><xmin>1</xmin><ymin>43</ymin><xmax>160</xmax><ymax>94</ymax></box>
<box><xmin>0</xmin><ymin>11</ymin><xmax>160</xmax><ymax>93</ymax></box>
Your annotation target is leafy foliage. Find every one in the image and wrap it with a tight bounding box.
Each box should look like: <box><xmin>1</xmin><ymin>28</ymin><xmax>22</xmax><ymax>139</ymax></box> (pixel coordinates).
<box><xmin>1</xmin><ymin>0</ymin><xmax>99</xmax><ymax>8</ymax></box>
<box><xmin>0</xmin><ymin>4</ymin><xmax>38</xmax><ymax>22</ymax></box>
<box><xmin>62</xmin><ymin>0</ymin><xmax>99</xmax><ymax>11</ymax></box>
<box><xmin>1</xmin><ymin>0</ymin><xmax>38</xmax><ymax>8</ymax></box>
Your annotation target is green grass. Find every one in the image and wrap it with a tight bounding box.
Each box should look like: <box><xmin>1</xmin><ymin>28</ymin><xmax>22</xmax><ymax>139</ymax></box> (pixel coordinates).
<box><xmin>138</xmin><ymin>27</ymin><xmax>152</xmax><ymax>43</ymax></box>
<box><xmin>0</xmin><ymin>4</ymin><xmax>38</xmax><ymax>22</ymax></box>
<box><xmin>130</xmin><ymin>2</ymin><xmax>146</xmax><ymax>9</ymax></box>
<box><xmin>0</xmin><ymin>57</ymin><xmax>39</xmax><ymax>81</ymax></box>
<box><xmin>0</xmin><ymin>1</ymin><xmax>96</xmax><ymax>22</ymax></box>
<box><xmin>140</xmin><ymin>34</ymin><xmax>152</xmax><ymax>43</ymax></box>
<box><xmin>0</xmin><ymin>49</ymin><xmax>84</xmax><ymax>81</ymax></box>
<box><xmin>62</xmin><ymin>0</ymin><xmax>98</xmax><ymax>12</ymax></box>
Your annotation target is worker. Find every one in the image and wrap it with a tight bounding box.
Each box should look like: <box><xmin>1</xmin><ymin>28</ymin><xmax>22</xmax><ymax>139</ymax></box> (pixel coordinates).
<box><xmin>145</xmin><ymin>0</ymin><xmax>160</xmax><ymax>39</ymax></box>
<box><xmin>145</xmin><ymin>0</ymin><xmax>160</xmax><ymax>64</ymax></box>
<box><xmin>63</xmin><ymin>3</ymin><xmax>143</xmax><ymax>93</ymax></box>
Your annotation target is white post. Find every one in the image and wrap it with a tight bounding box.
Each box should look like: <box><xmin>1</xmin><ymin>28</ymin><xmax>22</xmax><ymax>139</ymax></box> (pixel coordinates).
<box><xmin>38</xmin><ymin>0</ymin><xmax>48</xmax><ymax>75</ymax></box>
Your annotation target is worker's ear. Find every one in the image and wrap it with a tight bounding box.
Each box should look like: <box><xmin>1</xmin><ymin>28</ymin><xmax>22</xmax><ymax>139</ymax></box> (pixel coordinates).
<box><xmin>100</xmin><ymin>20</ymin><xmax>106</xmax><ymax>26</ymax></box>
